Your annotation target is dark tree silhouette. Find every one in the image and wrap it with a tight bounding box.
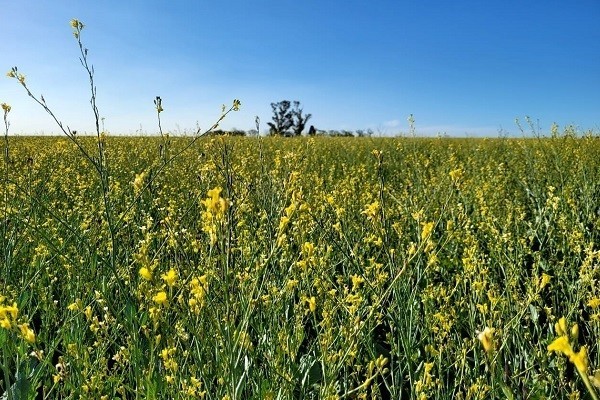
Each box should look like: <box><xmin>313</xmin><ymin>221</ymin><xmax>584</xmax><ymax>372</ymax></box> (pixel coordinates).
<box><xmin>268</xmin><ymin>100</ymin><xmax>312</xmax><ymax>136</ymax></box>
<box><xmin>291</xmin><ymin>101</ymin><xmax>312</xmax><ymax>136</ymax></box>
<box><xmin>267</xmin><ymin>101</ymin><xmax>294</xmax><ymax>136</ymax></box>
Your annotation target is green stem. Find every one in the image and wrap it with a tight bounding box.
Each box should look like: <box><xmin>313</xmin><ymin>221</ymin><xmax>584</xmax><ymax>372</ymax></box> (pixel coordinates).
<box><xmin>580</xmin><ymin>372</ymin><xmax>600</xmax><ymax>400</ymax></box>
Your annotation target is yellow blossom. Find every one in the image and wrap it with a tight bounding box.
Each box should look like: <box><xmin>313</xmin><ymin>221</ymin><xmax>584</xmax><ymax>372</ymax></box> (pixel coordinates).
<box><xmin>362</xmin><ymin>201</ymin><xmax>380</xmax><ymax>221</ymax></box>
<box><xmin>449</xmin><ymin>167</ymin><xmax>463</xmax><ymax>182</ymax></box>
<box><xmin>307</xmin><ymin>296</ymin><xmax>316</xmax><ymax>313</ymax></box>
<box><xmin>0</xmin><ymin>302</ymin><xmax>18</xmax><ymax>321</ymax></box>
<box><xmin>154</xmin><ymin>291</ymin><xmax>168</xmax><ymax>305</ymax></box>
<box><xmin>548</xmin><ymin>335</ymin><xmax>572</xmax><ymax>356</ymax></box>
<box><xmin>477</xmin><ymin>327</ymin><xmax>495</xmax><ymax>353</ymax></box>
<box><xmin>570</xmin><ymin>346</ymin><xmax>589</xmax><ymax>374</ymax></box>
<box><xmin>132</xmin><ymin>171</ymin><xmax>147</xmax><ymax>194</ymax></box>
<box><xmin>555</xmin><ymin>317</ymin><xmax>568</xmax><ymax>336</ymax></box>
<box><xmin>351</xmin><ymin>274</ymin><xmax>364</xmax><ymax>291</ymax></box>
<box><xmin>421</xmin><ymin>221</ymin><xmax>434</xmax><ymax>241</ymax></box>
<box><xmin>539</xmin><ymin>273</ymin><xmax>551</xmax><ymax>290</ymax></box>
<box><xmin>139</xmin><ymin>267</ymin><xmax>153</xmax><ymax>281</ymax></box>
<box><xmin>587</xmin><ymin>298</ymin><xmax>600</xmax><ymax>308</ymax></box>
<box><xmin>70</xmin><ymin>19</ymin><xmax>84</xmax><ymax>30</ymax></box>
<box><xmin>162</xmin><ymin>268</ymin><xmax>177</xmax><ymax>287</ymax></box>
<box><xmin>302</xmin><ymin>242</ymin><xmax>315</xmax><ymax>258</ymax></box>
<box><xmin>18</xmin><ymin>323</ymin><xmax>36</xmax><ymax>343</ymax></box>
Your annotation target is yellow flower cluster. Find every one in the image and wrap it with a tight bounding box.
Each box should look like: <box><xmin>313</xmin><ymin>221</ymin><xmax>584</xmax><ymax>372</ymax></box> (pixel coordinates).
<box><xmin>0</xmin><ymin>295</ymin><xmax>18</xmax><ymax>329</ymax></box>
<box><xmin>0</xmin><ymin>294</ymin><xmax>35</xmax><ymax>343</ymax></box>
<box><xmin>547</xmin><ymin>317</ymin><xmax>588</xmax><ymax>374</ymax></box>
<box><xmin>160</xmin><ymin>346</ymin><xmax>178</xmax><ymax>383</ymax></box>
<box><xmin>477</xmin><ymin>327</ymin><xmax>495</xmax><ymax>353</ymax></box>
<box><xmin>189</xmin><ymin>275</ymin><xmax>208</xmax><ymax>314</ymax></box>
<box><xmin>201</xmin><ymin>187</ymin><xmax>229</xmax><ymax>245</ymax></box>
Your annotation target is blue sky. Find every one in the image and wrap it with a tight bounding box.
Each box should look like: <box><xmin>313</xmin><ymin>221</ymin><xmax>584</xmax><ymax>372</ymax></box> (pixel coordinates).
<box><xmin>1</xmin><ymin>1</ymin><xmax>599</xmax><ymax>136</ymax></box>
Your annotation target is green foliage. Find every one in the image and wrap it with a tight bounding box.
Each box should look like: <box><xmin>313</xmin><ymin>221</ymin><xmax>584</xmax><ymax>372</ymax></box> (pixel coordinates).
<box><xmin>1</xmin><ymin>135</ymin><xmax>600</xmax><ymax>398</ymax></box>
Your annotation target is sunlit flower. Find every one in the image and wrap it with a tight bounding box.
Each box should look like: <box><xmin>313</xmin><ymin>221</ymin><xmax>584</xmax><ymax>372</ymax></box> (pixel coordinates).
<box><xmin>587</xmin><ymin>298</ymin><xmax>600</xmax><ymax>308</ymax></box>
<box><xmin>570</xmin><ymin>347</ymin><xmax>589</xmax><ymax>374</ymax></box>
<box><xmin>547</xmin><ymin>335</ymin><xmax>572</xmax><ymax>356</ymax></box>
<box><xmin>555</xmin><ymin>317</ymin><xmax>568</xmax><ymax>336</ymax></box>
<box><xmin>362</xmin><ymin>201</ymin><xmax>380</xmax><ymax>221</ymax></box>
<box><xmin>421</xmin><ymin>221</ymin><xmax>434</xmax><ymax>241</ymax></box>
<box><xmin>307</xmin><ymin>296</ymin><xmax>316</xmax><ymax>313</ymax></box>
<box><xmin>139</xmin><ymin>267</ymin><xmax>153</xmax><ymax>281</ymax></box>
<box><xmin>18</xmin><ymin>323</ymin><xmax>36</xmax><ymax>343</ymax></box>
<box><xmin>132</xmin><ymin>171</ymin><xmax>147</xmax><ymax>194</ymax></box>
<box><xmin>153</xmin><ymin>291</ymin><xmax>168</xmax><ymax>305</ymax></box>
<box><xmin>539</xmin><ymin>273</ymin><xmax>551</xmax><ymax>290</ymax></box>
<box><xmin>477</xmin><ymin>327</ymin><xmax>495</xmax><ymax>353</ymax></box>
<box><xmin>161</xmin><ymin>268</ymin><xmax>177</xmax><ymax>287</ymax></box>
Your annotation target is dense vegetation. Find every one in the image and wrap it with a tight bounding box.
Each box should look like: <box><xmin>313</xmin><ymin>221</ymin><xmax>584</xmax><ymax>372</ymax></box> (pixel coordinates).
<box><xmin>1</xmin><ymin>135</ymin><xmax>600</xmax><ymax>399</ymax></box>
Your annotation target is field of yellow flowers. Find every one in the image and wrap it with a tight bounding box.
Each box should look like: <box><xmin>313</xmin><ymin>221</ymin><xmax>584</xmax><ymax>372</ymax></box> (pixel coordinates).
<box><xmin>1</xmin><ymin>135</ymin><xmax>600</xmax><ymax>399</ymax></box>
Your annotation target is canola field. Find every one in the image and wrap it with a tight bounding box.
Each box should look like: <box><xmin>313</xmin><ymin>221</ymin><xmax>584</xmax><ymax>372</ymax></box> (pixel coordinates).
<box><xmin>1</xmin><ymin>135</ymin><xmax>600</xmax><ymax>399</ymax></box>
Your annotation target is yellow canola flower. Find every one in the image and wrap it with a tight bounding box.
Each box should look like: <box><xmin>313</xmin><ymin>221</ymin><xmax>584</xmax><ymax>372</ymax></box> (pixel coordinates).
<box><xmin>539</xmin><ymin>273</ymin><xmax>551</xmax><ymax>290</ymax></box>
<box><xmin>67</xmin><ymin>300</ymin><xmax>81</xmax><ymax>311</ymax></box>
<box><xmin>1</xmin><ymin>103</ymin><xmax>11</xmax><ymax>113</ymax></box>
<box><xmin>70</xmin><ymin>19</ymin><xmax>84</xmax><ymax>30</ymax></box>
<box><xmin>162</xmin><ymin>268</ymin><xmax>177</xmax><ymax>287</ymax></box>
<box><xmin>555</xmin><ymin>316</ymin><xmax>568</xmax><ymax>336</ymax></box>
<box><xmin>18</xmin><ymin>323</ymin><xmax>36</xmax><ymax>343</ymax></box>
<box><xmin>570</xmin><ymin>347</ymin><xmax>589</xmax><ymax>375</ymax></box>
<box><xmin>590</xmin><ymin>370</ymin><xmax>600</xmax><ymax>389</ymax></box>
<box><xmin>154</xmin><ymin>291</ymin><xmax>168</xmax><ymax>305</ymax></box>
<box><xmin>307</xmin><ymin>297</ymin><xmax>316</xmax><ymax>313</ymax></box>
<box><xmin>362</xmin><ymin>201</ymin><xmax>380</xmax><ymax>221</ymax></box>
<box><xmin>351</xmin><ymin>274</ymin><xmax>364</xmax><ymax>291</ymax></box>
<box><xmin>548</xmin><ymin>318</ymin><xmax>590</xmax><ymax>375</ymax></box>
<box><xmin>0</xmin><ymin>302</ymin><xmax>19</xmax><ymax>321</ymax></box>
<box><xmin>203</xmin><ymin>187</ymin><xmax>228</xmax><ymax>216</ymax></box>
<box><xmin>139</xmin><ymin>267</ymin><xmax>153</xmax><ymax>281</ymax></box>
<box><xmin>449</xmin><ymin>167</ymin><xmax>463</xmax><ymax>182</ymax></box>
<box><xmin>587</xmin><ymin>298</ymin><xmax>600</xmax><ymax>308</ymax></box>
<box><xmin>0</xmin><ymin>318</ymin><xmax>11</xmax><ymax>329</ymax></box>
<box><xmin>421</xmin><ymin>221</ymin><xmax>434</xmax><ymax>241</ymax></box>
<box><xmin>547</xmin><ymin>335</ymin><xmax>572</xmax><ymax>356</ymax></box>
<box><xmin>132</xmin><ymin>171</ymin><xmax>147</xmax><ymax>194</ymax></box>
<box><xmin>302</xmin><ymin>242</ymin><xmax>315</xmax><ymax>258</ymax></box>
<box><xmin>477</xmin><ymin>327</ymin><xmax>495</xmax><ymax>353</ymax></box>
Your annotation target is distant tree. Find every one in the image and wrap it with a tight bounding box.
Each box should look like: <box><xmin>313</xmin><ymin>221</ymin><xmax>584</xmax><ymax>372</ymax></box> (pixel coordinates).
<box><xmin>267</xmin><ymin>101</ymin><xmax>294</xmax><ymax>136</ymax></box>
<box><xmin>229</xmin><ymin>129</ymin><xmax>246</xmax><ymax>136</ymax></box>
<box><xmin>308</xmin><ymin>125</ymin><xmax>317</xmax><ymax>136</ymax></box>
<box><xmin>268</xmin><ymin>100</ymin><xmax>312</xmax><ymax>136</ymax></box>
<box><xmin>291</xmin><ymin>101</ymin><xmax>312</xmax><ymax>136</ymax></box>
<box><xmin>207</xmin><ymin>129</ymin><xmax>246</xmax><ymax>136</ymax></box>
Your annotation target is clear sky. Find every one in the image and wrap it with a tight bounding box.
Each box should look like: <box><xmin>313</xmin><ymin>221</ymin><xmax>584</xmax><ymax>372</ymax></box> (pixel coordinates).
<box><xmin>1</xmin><ymin>1</ymin><xmax>599</xmax><ymax>136</ymax></box>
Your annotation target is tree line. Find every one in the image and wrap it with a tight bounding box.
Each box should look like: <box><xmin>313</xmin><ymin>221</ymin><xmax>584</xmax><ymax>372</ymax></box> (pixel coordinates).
<box><xmin>208</xmin><ymin>100</ymin><xmax>375</xmax><ymax>137</ymax></box>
